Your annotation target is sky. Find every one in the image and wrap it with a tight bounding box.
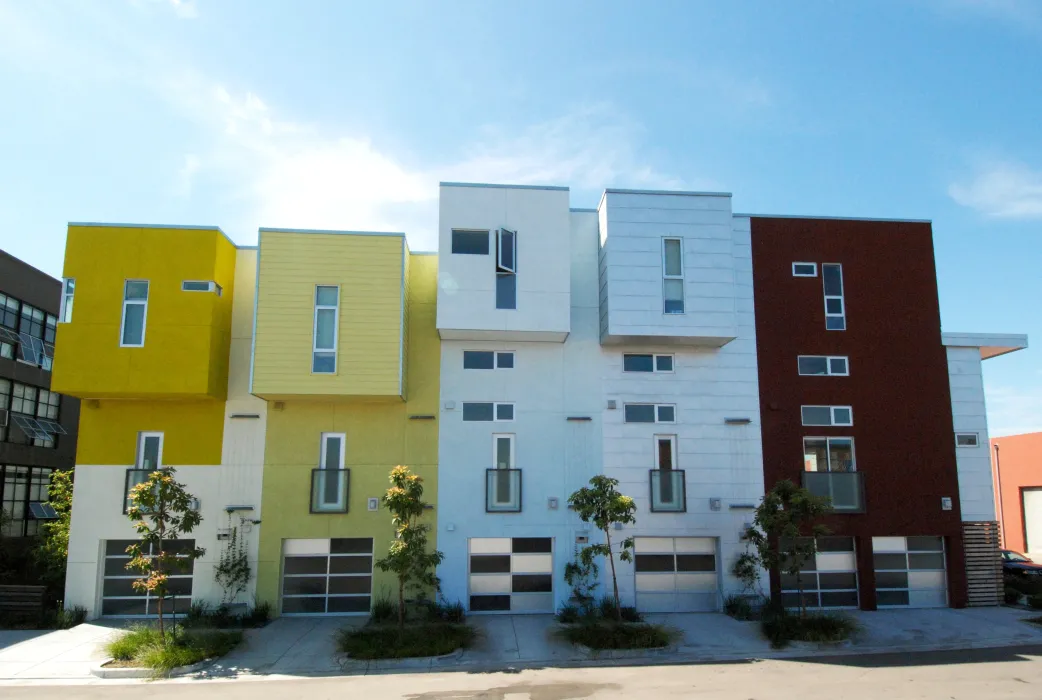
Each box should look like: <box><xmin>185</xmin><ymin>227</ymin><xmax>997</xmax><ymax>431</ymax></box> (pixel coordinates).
<box><xmin>0</xmin><ymin>0</ymin><xmax>1038</xmax><ymax>435</ymax></box>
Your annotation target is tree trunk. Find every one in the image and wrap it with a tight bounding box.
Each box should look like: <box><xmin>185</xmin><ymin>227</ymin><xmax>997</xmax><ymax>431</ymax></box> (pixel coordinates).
<box><xmin>398</xmin><ymin>577</ymin><xmax>405</xmax><ymax>630</ymax></box>
<box><xmin>157</xmin><ymin>504</ymin><xmax>166</xmax><ymax>642</ymax></box>
<box><xmin>605</xmin><ymin>528</ymin><xmax>621</xmax><ymax>621</ymax></box>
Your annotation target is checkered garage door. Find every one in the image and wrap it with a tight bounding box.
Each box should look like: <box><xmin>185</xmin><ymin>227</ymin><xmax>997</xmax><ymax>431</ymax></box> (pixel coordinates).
<box><xmin>281</xmin><ymin>538</ymin><xmax>373</xmax><ymax>615</ymax></box>
<box><xmin>634</xmin><ymin>537</ymin><xmax>719</xmax><ymax>612</ymax></box>
<box><xmin>873</xmin><ymin>536</ymin><xmax>948</xmax><ymax>608</ymax></box>
<box><xmin>101</xmin><ymin>539</ymin><xmax>195</xmax><ymax>617</ymax></box>
<box><xmin>468</xmin><ymin>537</ymin><xmax>553</xmax><ymax>612</ymax></box>
<box><xmin>780</xmin><ymin>537</ymin><xmax>859</xmax><ymax>609</ymax></box>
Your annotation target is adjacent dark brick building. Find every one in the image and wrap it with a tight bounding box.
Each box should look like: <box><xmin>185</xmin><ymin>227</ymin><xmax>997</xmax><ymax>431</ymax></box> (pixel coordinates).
<box><xmin>0</xmin><ymin>249</ymin><xmax>79</xmax><ymax>537</ymax></box>
<box><xmin>750</xmin><ymin>217</ymin><xmax>967</xmax><ymax>609</ymax></box>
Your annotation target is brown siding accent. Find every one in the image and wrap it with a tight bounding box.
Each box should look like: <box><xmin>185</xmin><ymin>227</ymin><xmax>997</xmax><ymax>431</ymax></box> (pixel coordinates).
<box><xmin>750</xmin><ymin>216</ymin><xmax>967</xmax><ymax>609</ymax></box>
<box><xmin>963</xmin><ymin>521</ymin><xmax>1003</xmax><ymax>606</ymax></box>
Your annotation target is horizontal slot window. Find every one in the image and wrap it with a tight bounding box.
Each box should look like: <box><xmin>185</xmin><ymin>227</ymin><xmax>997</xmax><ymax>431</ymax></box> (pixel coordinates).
<box><xmin>451</xmin><ymin>230</ymin><xmax>489</xmax><ymax>255</ymax></box>
<box><xmin>462</xmin><ymin>402</ymin><xmax>514</xmax><ymax>422</ymax></box>
<box><xmin>792</xmin><ymin>262</ymin><xmax>817</xmax><ymax>277</ymax></box>
<box><xmin>624</xmin><ymin>404</ymin><xmax>676</xmax><ymax>424</ymax></box>
<box><xmin>797</xmin><ymin>355</ymin><xmax>849</xmax><ymax>376</ymax></box>
<box><xmin>801</xmin><ymin>405</ymin><xmax>853</xmax><ymax>427</ymax></box>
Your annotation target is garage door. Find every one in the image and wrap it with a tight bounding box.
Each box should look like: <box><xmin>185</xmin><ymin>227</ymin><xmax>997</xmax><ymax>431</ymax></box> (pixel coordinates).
<box><xmin>780</xmin><ymin>537</ymin><xmax>859</xmax><ymax>609</ymax></box>
<box><xmin>281</xmin><ymin>538</ymin><xmax>373</xmax><ymax>615</ymax></box>
<box><xmin>101</xmin><ymin>539</ymin><xmax>194</xmax><ymax>617</ymax></box>
<box><xmin>468</xmin><ymin>537</ymin><xmax>553</xmax><ymax>613</ymax></box>
<box><xmin>1023</xmin><ymin>489</ymin><xmax>1042</xmax><ymax>557</ymax></box>
<box><xmin>873</xmin><ymin>536</ymin><xmax>947</xmax><ymax>607</ymax></box>
<box><xmin>635</xmin><ymin>537</ymin><xmax>718</xmax><ymax>612</ymax></box>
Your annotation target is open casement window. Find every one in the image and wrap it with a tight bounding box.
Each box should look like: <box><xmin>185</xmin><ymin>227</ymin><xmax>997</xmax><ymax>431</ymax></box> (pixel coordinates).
<box><xmin>120</xmin><ymin>280</ymin><xmax>149</xmax><ymax>347</ymax></box>
<box><xmin>662</xmin><ymin>238</ymin><xmax>684</xmax><ymax>314</ymax></box>
<box><xmin>822</xmin><ymin>264</ymin><xmax>846</xmax><ymax>331</ymax></box>
<box><xmin>312</xmin><ymin>285</ymin><xmax>339</xmax><ymax>374</ymax></box>
<box><xmin>496</xmin><ymin>228</ymin><xmax>517</xmax><ymax>310</ymax></box>
<box><xmin>314</xmin><ymin>433</ymin><xmax>347</xmax><ymax>512</ymax></box>
<box><xmin>803</xmin><ymin>437</ymin><xmax>855</xmax><ymax>473</ymax></box>
<box><xmin>59</xmin><ymin>279</ymin><xmax>75</xmax><ymax>323</ymax></box>
<box><xmin>136</xmin><ymin>432</ymin><xmax>163</xmax><ymax>471</ymax></box>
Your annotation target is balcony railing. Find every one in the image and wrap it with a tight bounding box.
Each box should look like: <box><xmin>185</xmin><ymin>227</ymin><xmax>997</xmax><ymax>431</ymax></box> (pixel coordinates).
<box><xmin>310</xmin><ymin>468</ymin><xmax>349</xmax><ymax>513</ymax></box>
<box><xmin>486</xmin><ymin>469</ymin><xmax>521</xmax><ymax>513</ymax></box>
<box><xmin>803</xmin><ymin>471</ymin><xmax>864</xmax><ymax>512</ymax></box>
<box><xmin>649</xmin><ymin>469</ymin><xmax>686</xmax><ymax>512</ymax></box>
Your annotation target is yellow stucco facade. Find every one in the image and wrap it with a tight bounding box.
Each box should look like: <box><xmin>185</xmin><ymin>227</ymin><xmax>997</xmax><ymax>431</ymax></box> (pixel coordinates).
<box><xmin>254</xmin><ymin>250</ymin><xmax>439</xmax><ymax>611</ymax></box>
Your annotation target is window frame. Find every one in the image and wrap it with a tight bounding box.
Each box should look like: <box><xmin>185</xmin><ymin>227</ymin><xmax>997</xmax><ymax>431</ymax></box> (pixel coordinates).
<box><xmin>312</xmin><ymin>285</ymin><xmax>340</xmax><ymax>375</ymax></box>
<box><xmin>119</xmin><ymin>280</ymin><xmax>149</xmax><ymax>348</ymax></box>
<box><xmin>135</xmin><ymin>431</ymin><xmax>164</xmax><ymax>470</ymax></box>
<box><xmin>496</xmin><ymin>228</ymin><xmax>517</xmax><ymax>273</ymax></box>
<box><xmin>822</xmin><ymin>263</ymin><xmax>846</xmax><ymax>331</ymax></box>
<box><xmin>803</xmin><ymin>436</ymin><xmax>856</xmax><ymax>473</ymax></box>
<box><xmin>463</xmin><ymin>350</ymin><xmax>515</xmax><ymax>370</ymax></box>
<box><xmin>450</xmin><ymin>229</ymin><xmax>490</xmax><ymax>255</ymax></box>
<box><xmin>59</xmin><ymin>278</ymin><xmax>75</xmax><ymax>323</ymax></box>
<box><xmin>955</xmin><ymin>432</ymin><xmax>980</xmax><ymax>448</ymax></box>
<box><xmin>492</xmin><ymin>433</ymin><xmax>516</xmax><ymax>470</ymax></box>
<box><xmin>662</xmin><ymin>237</ymin><xmax>685</xmax><ymax>315</ymax></box>
<box><xmin>181</xmin><ymin>280</ymin><xmax>222</xmax><ymax>295</ymax></box>
<box><xmin>797</xmin><ymin>355</ymin><xmax>850</xmax><ymax>377</ymax></box>
<box><xmin>792</xmin><ymin>262</ymin><xmax>818</xmax><ymax>277</ymax></box>
<box><xmin>800</xmin><ymin>405</ymin><xmax>854</xmax><ymax>427</ymax></box>
<box><xmin>461</xmin><ymin>402</ymin><xmax>515</xmax><ymax>422</ymax></box>
<box><xmin>655</xmin><ymin>434</ymin><xmax>678</xmax><ymax>470</ymax></box>
<box><xmin>623</xmin><ymin>353</ymin><xmax>675</xmax><ymax>374</ymax></box>
<box><xmin>624</xmin><ymin>403</ymin><xmax>677</xmax><ymax>424</ymax></box>
<box><xmin>320</xmin><ymin>432</ymin><xmax>346</xmax><ymax>470</ymax></box>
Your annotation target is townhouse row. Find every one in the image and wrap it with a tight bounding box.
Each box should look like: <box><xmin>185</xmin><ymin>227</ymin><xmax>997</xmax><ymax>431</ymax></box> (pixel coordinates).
<box><xmin>52</xmin><ymin>183</ymin><xmax>1026</xmax><ymax>619</ymax></box>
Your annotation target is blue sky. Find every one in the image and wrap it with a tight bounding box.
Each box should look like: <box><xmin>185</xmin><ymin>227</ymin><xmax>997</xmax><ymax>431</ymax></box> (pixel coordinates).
<box><xmin>0</xmin><ymin>0</ymin><xmax>1038</xmax><ymax>434</ymax></box>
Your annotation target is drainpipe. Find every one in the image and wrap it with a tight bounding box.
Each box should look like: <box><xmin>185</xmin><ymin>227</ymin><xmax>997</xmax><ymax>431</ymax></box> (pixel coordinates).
<box><xmin>994</xmin><ymin>443</ymin><xmax>1005</xmax><ymax>547</ymax></box>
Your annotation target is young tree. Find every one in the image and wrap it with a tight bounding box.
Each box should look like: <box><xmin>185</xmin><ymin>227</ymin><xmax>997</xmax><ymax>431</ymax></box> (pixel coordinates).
<box><xmin>34</xmin><ymin>469</ymin><xmax>74</xmax><ymax>593</ymax></box>
<box><xmin>125</xmin><ymin>467</ymin><xmax>205</xmax><ymax>641</ymax></box>
<box><xmin>743</xmin><ymin>479</ymin><xmax>832</xmax><ymax>617</ymax></box>
<box><xmin>567</xmin><ymin>475</ymin><xmax>637</xmax><ymax>621</ymax></box>
<box><xmin>375</xmin><ymin>466</ymin><xmax>444</xmax><ymax>629</ymax></box>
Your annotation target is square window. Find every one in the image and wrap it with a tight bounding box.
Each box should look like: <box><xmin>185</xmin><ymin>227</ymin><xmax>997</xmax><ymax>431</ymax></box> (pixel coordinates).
<box><xmin>656</xmin><ymin>405</ymin><xmax>675</xmax><ymax>423</ymax></box>
<box><xmin>832</xmin><ymin>407</ymin><xmax>853</xmax><ymax>425</ymax></box>
<box><xmin>828</xmin><ymin>357</ymin><xmax>848</xmax><ymax>375</ymax></box>
<box><xmin>312</xmin><ymin>352</ymin><xmax>335</xmax><ymax>374</ymax></box>
<box><xmin>655</xmin><ymin>355</ymin><xmax>673</xmax><ymax>372</ymax></box>
<box><xmin>451</xmin><ymin>230</ymin><xmax>489</xmax><ymax>255</ymax></box>
<box><xmin>825</xmin><ymin>297</ymin><xmax>844</xmax><ymax>315</ymax></box>
<box><xmin>495</xmin><ymin>403</ymin><xmax>514</xmax><ymax>421</ymax></box>
<box><xmin>496</xmin><ymin>352</ymin><xmax>514</xmax><ymax>369</ymax></box>
<box><xmin>826</xmin><ymin>316</ymin><xmax>846</xmax><ymax>331</ymax></box>
<box><xmin>955</xmin><ymin>433</ymin><xmax>979</xmax><ymax>447</ymax></box>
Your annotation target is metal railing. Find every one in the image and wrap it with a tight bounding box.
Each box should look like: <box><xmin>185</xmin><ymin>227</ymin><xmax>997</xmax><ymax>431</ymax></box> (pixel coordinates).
<box><xmin>649</xmin><ymin>469</ymin><xmax>686</xmax><ymax>512</ymax></box>
<box><xmin>486</xmin><ymin>469</ymin><xmax>522</xmax><ymax>513</ymax></box>
<box><xmin>803</xmin><ymin>471</ymin><xmax>864</xmax><ymax>512</ymax></box>
<box><xmin>310</xmin><ymin>468</ymin><xmax>350</xmax><ymax>513</ymax></box>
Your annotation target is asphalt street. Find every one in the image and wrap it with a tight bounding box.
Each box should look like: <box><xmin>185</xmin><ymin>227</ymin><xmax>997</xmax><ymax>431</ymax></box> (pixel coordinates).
<box><xmin>5</xmin><ymin>644</ymin><xmax>1042</xmax><ymax>699</ymax></box>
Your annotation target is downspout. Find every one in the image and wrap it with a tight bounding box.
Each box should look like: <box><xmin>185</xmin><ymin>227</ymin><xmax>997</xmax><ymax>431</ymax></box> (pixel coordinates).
<box><xmin>994</xmin><ymin>443</ymin><xmax>1005</xmax><ymax>547</ymax></box>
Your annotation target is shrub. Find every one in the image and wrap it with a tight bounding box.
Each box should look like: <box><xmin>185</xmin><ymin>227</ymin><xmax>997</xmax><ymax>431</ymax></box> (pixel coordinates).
<box><xmin>556</xmin><ymin>604</ymin><xmax>581</xmax><ymax>623</ymax></box>
<box><xmin>424</xmin><ymin>600</ymin><xmax>466</xmax><ymax>623</ymax></box>
<box><xmin>558</xmin><ymin>621</ymin><xmax>672</xmax><ymax>650</ymax></box>
<box><xmin>181</xmin><ymin>600</ymin><xmax>271</xmax><ymax>629</ymax></box>
<box><xmin>106</xmin><ymin>625</ymin><xmax>242</xmax><ymax>676</ymax></box>
<box><xmin>1028</xmin><ymin>593</ymin><xmax>1042</xmax><ymax>610</ymax></box>
<box><xmin>336</xmin><ymin>622</ymin><xmax>475</xmax><ymax>660</ymax></box>
<box><xmin>371</xmin><ymin>596</ymin><xmax>397</xmax><ymax>623</ymax></box>
<box><xmin>619</xmin><ymin>606</ymin><xmax>642</xmax><ymax>623</ymax></box>
<box><xmin>243</xmin><ymin>601</ymin><xmax>272</xmax><ymax>627</ymax></box>
<box><xmin>723</xmin><ymin>593</ymin><xmax>754</xmax><ymax>621</ymax></box>
<box><xmin>52</xmin><ymin>604</ymin><xmax>87</xmax><ymax>629</ymax></box>
<box><xmin>1005</xmin><ymin>587</ymin><xmax>1023</xmax><ymax>605</ymax></box>
<box><xmin>597</xmin><ymin>595</ymin><xmax>619</xmax><ymax>620</ymax></box>
<box><xmin>760</xmin><ymin>605</ymin><xmax>857</xmax><ymax>649</ymax></box>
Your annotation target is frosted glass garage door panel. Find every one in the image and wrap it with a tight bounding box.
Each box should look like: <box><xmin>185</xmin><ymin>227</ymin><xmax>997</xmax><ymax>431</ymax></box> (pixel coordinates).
<box><xmin>511</xmin><ymin>554</ymin><xmax>552</xmax><ymax>574</ymax></box>
<box><xmin>908</xmin><ymin>571</ymin><xmax>946</xmax><ymax>589</ymax></box>
<box><xmin>675</xmin><ymin>573</ymin><xmax>718</xmax><ymax>591</ymax></box>
<box><xmin>511</xmin><ymin>593</ymin><xmax>553</xmax><ymax>612</ymax></box>
<box><xmin>636</xmin><ymin>574</ymin><xmax>676</xmax><ymax>592</ymax></box>
<box><xmin>872</xmin><ymin>537</ymin><xmax>907</xmax><ymax>552</ymax></box>
<box><xmin>909</xmin><ymin>589</ymin><xmax>947</xmax><ymax>608</ymax></box>
<box><xmin>470</xmin><ymin>574</ymin><xmax>512</xmax><ymax>594</ymax></box>
<box><xmin>470</xmin><ymin>538</ymin><xmax>512</xmax><ymax>554</ymax></box>
<box><xmin>676</xmin><ymin>592</ymin><xmax>716</xmax><ymax>612</ymax></box>
<box><xmin>635</xmin><ymin>537</ymin><xmax>676</xmax><ymax>553</ymax></box>
<box><xmin>284</xmin><ymin>539</ymin><xmax>331</xmax><ymax>555</ymax></box>
<box><xmin>817</xmin><ymin>552</ymin><xmax>856</xmax><ymax>572</ymax></box>
<box><xmin>674</xmin><ymin>538</ymin><xmax>716</xmax><ymax>554</ymax></box>
<box><xmin>636</xmin><ymin>593</ymin><xmax>675</xmax><ymax>613</ymax></box>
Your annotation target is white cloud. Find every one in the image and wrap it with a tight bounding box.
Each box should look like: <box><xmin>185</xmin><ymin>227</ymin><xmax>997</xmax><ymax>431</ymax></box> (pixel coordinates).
<box><xmin>173</xmin><ymin>154</ymin><xmax>201</xmax><ymax>198</ymax></box>
<box><xmin>167</xmin><ymin>0</ymin><xmax>198</xmax><ymax>19</ymax></box>
<box><xmin>949</xmin><ymin>161</ymin><xmax>1042</xmax><ymax>219</ymax></box>
<box><xmin>985</xmin><ymin>382</ymin><xmax>1042</xmax><ymax>437</ymax></box>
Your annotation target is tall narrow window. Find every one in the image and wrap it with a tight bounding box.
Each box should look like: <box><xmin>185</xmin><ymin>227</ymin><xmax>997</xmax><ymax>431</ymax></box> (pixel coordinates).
<box><xmin>59</xmin><ymin>279</ymin><xmax>75</xmax><ymax>323</ymax></box>
<box><xmin>492</xmin><ymin>433</ymin><xmax>515</xmax><ymax>506</ymax></box>
<box><xmin>496</xmin><ymin>228</ymin><xmax>517</xmax><ymax>310</ymax></box>
<box><xmin>312</xmin><ymin>432</ymin><xmax>347</xmax><ymax>512</ymax></box>
<box><xmin>120</xmin><ymin>281</ymin><xmax>149</xmax><ymax>347</ymax></box>
<box><xmin>663</xmin><ymin>238</ymin><xmax>684</xmax><ymax>314</ymax></box>
<box><xmin>313</xmin><ymin>285</ymin><xmax>339</xmax><ymax>374</ymax></box>
<box><xmin>136</xmin><ymin>432</ymin><xmax>163</xmax><ymax>470</ymax></box>
<box><xmin>822</xmin><ymin>264</ymin><xmax>845</xmax><ymax>330</ymax></box>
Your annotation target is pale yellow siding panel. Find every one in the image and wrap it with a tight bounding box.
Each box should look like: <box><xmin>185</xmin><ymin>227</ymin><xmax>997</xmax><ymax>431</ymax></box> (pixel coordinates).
<box><xmin>253</xmin><ymin>232</ymin><xmax>405</xmax><ymax>397</ymax></box>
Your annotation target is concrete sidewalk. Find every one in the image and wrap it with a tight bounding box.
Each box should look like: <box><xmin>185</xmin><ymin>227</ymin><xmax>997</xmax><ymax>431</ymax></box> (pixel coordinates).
<box><xmin>2</xmin><ymin>606</ymin><xmax>1042</xmax><ymax>682</ymax></box>
<box><xmin>0</xmin><ymin>623</ymin><xmax>119</xmax><ymax>680</ymax></box>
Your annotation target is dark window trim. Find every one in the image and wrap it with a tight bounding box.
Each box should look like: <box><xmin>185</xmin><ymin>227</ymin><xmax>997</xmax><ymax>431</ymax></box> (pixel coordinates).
<box><xmin>309</xmin><ymin>468</ymin><xmax>350</xmax><ymax>514</ymax></box>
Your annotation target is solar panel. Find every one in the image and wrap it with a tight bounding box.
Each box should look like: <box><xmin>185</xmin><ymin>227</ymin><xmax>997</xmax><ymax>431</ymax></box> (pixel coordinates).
<box><xmin>36</xmin><ymin>419</ymin><xmax>67</xmax><ymax>435</ymax></box>
<box><xmin>29</xmin><ymin>502</ymin><xmax>58</xmax><ymax>520</ymax></box>
<box><xmin>11</xmin><ymin>414</ymin><xmax>52</xmax><ymax>441</ymax></box>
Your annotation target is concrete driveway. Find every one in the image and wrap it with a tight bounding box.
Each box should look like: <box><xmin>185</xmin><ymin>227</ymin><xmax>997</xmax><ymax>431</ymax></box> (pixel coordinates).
<box><xmin>0</xmin><ymin>623</ymin><xmax>119</xmax><ymax>680</ymax></box>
